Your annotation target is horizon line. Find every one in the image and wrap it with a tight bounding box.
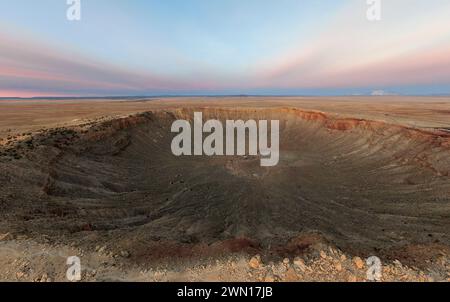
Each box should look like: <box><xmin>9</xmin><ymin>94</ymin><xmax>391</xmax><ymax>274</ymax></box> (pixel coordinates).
<box><xmin>1</xmin><ymin>94</ymin><xmax>450</xmax><ymax>100</ymax></box>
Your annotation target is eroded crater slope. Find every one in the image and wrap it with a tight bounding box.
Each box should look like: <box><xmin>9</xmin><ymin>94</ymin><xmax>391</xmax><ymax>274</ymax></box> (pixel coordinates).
<box><xmin>1</xmin><ymin>108</ymin><xmax>449</xmax><ymax>257</ymax></box>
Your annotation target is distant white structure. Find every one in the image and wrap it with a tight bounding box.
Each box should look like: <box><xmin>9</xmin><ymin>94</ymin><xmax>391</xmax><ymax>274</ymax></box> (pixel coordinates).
<box><xmin>371</xmin><ymin>90</ymin><xmax>398</xmax><ymax>96</ymax></box>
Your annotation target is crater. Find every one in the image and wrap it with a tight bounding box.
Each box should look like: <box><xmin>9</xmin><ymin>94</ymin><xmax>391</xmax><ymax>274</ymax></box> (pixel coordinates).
<box><xmin>1</xmin><ymin>107</ymin><xmax>449</xmax><ymax>255</ymax></box>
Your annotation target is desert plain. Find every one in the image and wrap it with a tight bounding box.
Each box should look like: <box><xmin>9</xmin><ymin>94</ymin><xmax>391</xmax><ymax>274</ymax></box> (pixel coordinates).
<box><xmin>0</xmin><ymin>96</ymin><xmax>449</xmax><ymax>282</ymax></box>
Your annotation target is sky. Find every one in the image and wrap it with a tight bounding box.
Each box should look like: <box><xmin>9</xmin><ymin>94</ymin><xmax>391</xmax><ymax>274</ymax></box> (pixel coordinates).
<box><xmin>0</xmin><ymin>0</ymin><xmax>450</xmax><ymax>97</ymax></box>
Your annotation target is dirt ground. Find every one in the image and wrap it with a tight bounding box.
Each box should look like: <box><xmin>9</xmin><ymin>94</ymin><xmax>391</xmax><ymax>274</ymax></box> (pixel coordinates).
<box><xmin>1</xmin><ymin>233</ymin><xmax>449</xmax><ymax>282</ymax></box>
<box><xmin>1</xmin><ymin>96</ymin><xmax>450</xmax><ymax>138</ymax></box>
<box><xmin>0</xmin><ymin>97</ymin><xmax>449</xmax><ymax>282</ymax></box>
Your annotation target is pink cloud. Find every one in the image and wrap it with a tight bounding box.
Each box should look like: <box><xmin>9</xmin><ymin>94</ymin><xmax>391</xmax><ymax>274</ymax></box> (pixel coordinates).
<box><xmin>0</xmin><ymin>31</ymin><xmax>198</xmax><ymax>96</ymax></box>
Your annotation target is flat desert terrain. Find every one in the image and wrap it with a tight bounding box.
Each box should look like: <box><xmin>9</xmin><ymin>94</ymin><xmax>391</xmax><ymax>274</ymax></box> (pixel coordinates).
<box><xmin>0</xmin><ymin>96</ymin><xmax>449</xmax><ymax>282</ymax></box>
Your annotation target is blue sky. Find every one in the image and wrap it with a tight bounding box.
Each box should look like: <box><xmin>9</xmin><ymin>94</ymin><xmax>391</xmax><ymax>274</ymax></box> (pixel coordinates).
<box><xmin>1</xmin><ymin>0</ymin><xmax>450</xmax><ymax>97</ymax></box>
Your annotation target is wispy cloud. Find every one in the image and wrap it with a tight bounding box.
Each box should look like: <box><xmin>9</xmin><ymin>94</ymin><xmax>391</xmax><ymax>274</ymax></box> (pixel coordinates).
<box><xmin>0</xmin><ymin>32</ymin><xmax>191</xmax><ymax>96</ymax></box>
<box><xmin>257</xmin><ymin>0</ymin><xmax>450</xmax><ymax>90</ymax></box>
